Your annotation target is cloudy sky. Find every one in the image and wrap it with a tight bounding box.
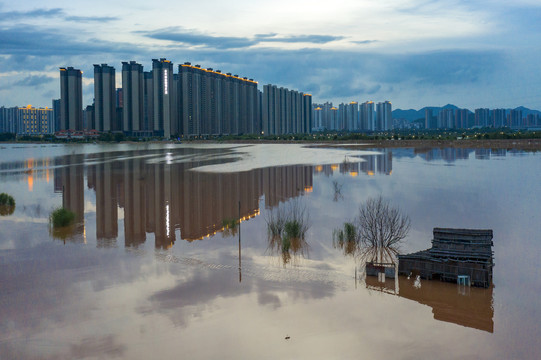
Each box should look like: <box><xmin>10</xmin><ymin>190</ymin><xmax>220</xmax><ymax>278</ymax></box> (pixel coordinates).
<box><xmin>1</xmin><ymin>0</ymin><xmax>540</xmax><ymax>110</ymax></box>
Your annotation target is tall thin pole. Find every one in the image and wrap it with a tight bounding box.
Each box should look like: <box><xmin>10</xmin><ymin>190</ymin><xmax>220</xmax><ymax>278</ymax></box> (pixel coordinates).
<box><xmin>238</xmin><ymin>200</ymin><xmax>242</xmax><ymax>283</ymax></box>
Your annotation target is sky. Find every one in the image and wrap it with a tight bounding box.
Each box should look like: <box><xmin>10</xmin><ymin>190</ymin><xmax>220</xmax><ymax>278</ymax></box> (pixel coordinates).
<box><xmin>0</xmin><ymin>0</ymin><xmax>540</xmax><ymax>110</ymax></box>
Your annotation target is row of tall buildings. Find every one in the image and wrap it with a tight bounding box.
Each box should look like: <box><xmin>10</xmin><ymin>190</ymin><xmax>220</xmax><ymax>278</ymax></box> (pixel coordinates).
<box><xmin>57</xmin><ymin>59</ymin><xmax>312</xmax><ymax>138</ymax></box>
<box><xmin>425</xmin><ymin>108</ymin><xmax>541</xmax><ymax>129</ymax></box>
<box><xmin>5</xmin><ymin>60</ymin><xmax>541</xmax><ymax>135</ymax></box>
<box><xmin>312</xmin><ymin>101</ymin><xmax>392</xmax><ymax>132</ymax></box>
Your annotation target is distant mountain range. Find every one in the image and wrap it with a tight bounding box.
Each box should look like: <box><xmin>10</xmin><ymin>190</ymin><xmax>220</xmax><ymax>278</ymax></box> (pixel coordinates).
<box><xmin>392</xmin><ymin>104</ymin><xmax>541</xmax><ymax>122</ymax></box>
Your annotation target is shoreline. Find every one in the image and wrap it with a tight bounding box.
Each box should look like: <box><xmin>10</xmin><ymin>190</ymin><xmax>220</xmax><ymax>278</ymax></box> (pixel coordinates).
<box><xmin>2</xmin><ymin>138</ymin><xmax>540</xmax><ymax>151</ymax></box>
<box><xmin>214</xmin><ymin>138</ymin><xmax>541</xmax><ymax>151</ymax></box>
<box><xmin>318</xmin><ymin>138</ymin><xmax>541</xmax><ymax>151</ymax></box>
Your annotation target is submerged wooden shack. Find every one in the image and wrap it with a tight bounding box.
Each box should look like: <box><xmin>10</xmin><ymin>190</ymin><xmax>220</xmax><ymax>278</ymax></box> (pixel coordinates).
<box><xmin>398</xmin><ymin>228</ymin><xmax>494</xmax><ymax>287</ymax></box>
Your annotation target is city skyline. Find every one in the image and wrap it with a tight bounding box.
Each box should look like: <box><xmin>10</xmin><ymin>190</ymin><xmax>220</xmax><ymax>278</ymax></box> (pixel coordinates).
<box><xmin>1</xmin><ymin>1</ymin><xmax>540</xmax><ymax>110</ymax></box>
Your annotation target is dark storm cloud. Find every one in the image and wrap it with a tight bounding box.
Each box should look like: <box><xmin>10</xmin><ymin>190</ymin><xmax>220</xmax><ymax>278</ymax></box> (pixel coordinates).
<box><xmin>65</xmin><ymin>15</ymin><xmax>119</xmax><ymax>22</ymax></box>
<box><xmin>0</xmin><ymin>74</ymin><xmax>54</xmax><ymax>92</ymax></box>
<box><xmin>374</xmin><ymin>50</ymin><xmax>502</xmax><ymax>85</ymax></box>
<box><xmin>255</xmin><ymin>33</ymin><xmax>345</xmax><ymax>44</ymax></box>
<box><xmin>141</xmin><ymin>27</ymin><xmax>344</xmax><ymax>49</ymax></box>
<box><xmin>0</xmin><ymin>8</ymin><xmax>63</xmax><ymax>20</ymax></box>
<box><xmin>13</xmin><ymin>75</ymin><xmax>54</xmax><ymax>87</ymax></box>
<box><xmin>0</xmin><ymin>55</ymin><xmax>54</xmax><ymax>72</ymax></box>
<box><xmin>254</xmin><ymin>33</ymin><xmax>278</xmax><ymax>39</ymax></box>
<box><xmin>0</xmin><ymin>25</ymin><xmax>138</xmax><ymax>56</ymax></box>
<box><xmin>0</xmin><ymin>7</ymin><xmax>118</xmax><ymax>23</ymax></box>
<box><xmin>161</xmin><ymin>47</ymin><xmax>505</xmax><ymax>101</ymax></box>
<box><xmin>141</xmin><ymin>27</ymin><xmax>257</xmax><ymax>49</ymax></box>
<box><xmin>351</xmin><ymin>40</ymin><xmax>378</xmax><ymax>45</ymax></box>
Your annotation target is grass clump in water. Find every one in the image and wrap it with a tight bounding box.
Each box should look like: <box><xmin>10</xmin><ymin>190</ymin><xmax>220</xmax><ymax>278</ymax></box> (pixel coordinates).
<box><xmin>221</xmin><ymin>218</ymin><xmax>239</xmax><ymax>237</ymax></box>
<box><xmin>50</xmin><ymin>207</ymin><xmax>76</xmax><ymax>228</ymax></box>
<box><xmin>266</xmin><ymin>200</ymin><xmax>310</xmax><ymax>265</ymax></box>
<box><xmin>0</xmin><ymin>193</ymin><xmax>16</xmax><ymax>216</ymax></box>
<box><xmin>284</xmin><ymin>220</ymin><xmax>302</xmax><ymax>241</ymax></box>
<box><xmin>0</xmin><ymin>193</ymin><xmax>15</xmax><ymax>206</ymax></box>
<box><xmin>333</xmin><ymin>222</ymin><xmax>359</xmax><ymax>256</ymax></box>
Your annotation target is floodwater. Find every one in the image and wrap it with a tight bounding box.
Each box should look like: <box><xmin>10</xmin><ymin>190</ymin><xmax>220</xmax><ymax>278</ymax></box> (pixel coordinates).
<box><xmin>0</xmin><ymin>143</ymin><xmax>540</xmax><ymax>359</ymax></box>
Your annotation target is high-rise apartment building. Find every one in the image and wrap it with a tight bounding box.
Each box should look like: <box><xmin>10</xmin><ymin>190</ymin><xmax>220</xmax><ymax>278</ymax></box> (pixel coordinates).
<box><xmin>143</xmin><ymin>71</ymin><xmax>154</xmax><ymax>134</ymax></box>
<box><xmin>360</xmin><ymin>101</ymin><xmax>375</xmax><ymax>131</ymax></box>
<box><xmin>84</xmin><ymin>104</ymin><xmax>95</xmax><ymax>130</ymax></box>
<box><xmin>455</xmin><ymin>109</ymin><xmax>469</xmax><ymax>129</ymax></box>
<box><xmin>338</xmin><ymin>103</ymin><xmax>347</xmax><ymax>130</ymax></box>
<box><xmin>312</xmin><ymin>102</ymin><xmax>335</xmax><ymax>130</ymax></box>
<box><xmin>60</xmin><ymin>67</ymin><xmax>83</xmax><ymax>130</ymax></box>
<box><xmin>313</xmin><ymin>106</ymin><xmax>323</xmax><ymax>130</ymax></box>
<box><xmin>262</xmin><ymin>85</ymin><xmax>311</xmax><ymax>135</ymax></box>
<box><xmin>152</xmin><ymin>58</ymin><xmax>173</xmax><ymax>138</ymax></box>
<box><xmin>507</xmin><ymin>109</ymin><xmax>522</xmax><ymax>128</ymax></box>
<box><xmin>0</xmin><ymin>106</ymin><xmax>18</xmax><ymax>133</ymax></box>
<box><xmin>491</xmin><ymin>109</ymin><xmax>506</xmax><ymax>127</ymax></box>
<box><xmin>116</xmin><ymin>88</ymin><xmax>123</xmax><ymax>108</ymax></box>
<box><xmin>425</xmin><ymin>108</ymin><xmax>436</xmax><ymax>129</ymax></box>
<box><xmin>302</xmin><ymin>93</ymin><xmax>312</xmax><ymax>133</ymax></box>
<box><xmin>437</xmin><ymin>109</ymin><xmax>454</xmax><ymax>128</ymax></box>
<box><xmin>475</xmin><ymin>108</ymin><xmax>490</xmax><ymax>127</ymax></box>
<box><xmin>16</xmin><ymin>105</ymin><xmax>53</xmax><ymax>135</ymax></box>
<box><xmin>52</xmin><ymin>99</ymin><xmax>61</xmax><ymax>133</ymax></box>
<box><xmin>122</xmin><ymin>61</ymin><xmax>144</xmax><ymax>134</ymax></box>
<box><xmin>376</xmin><ymin>101</ymin><xmax>392</xmax><ymax>131</ymax></box>
<box><xmin>526</xmin><ymin>114</ymin><xmax>540</xmax><ymax>127</ymax></box>
<box><xmin>330</xmin><ymin>106</ymin><xmax>338</xmax><ymax>130</ymax></box>
<box><xmin>313</xmin><ymin>104</ymin><xmax>320</xmax><ymax>131</ymax></box>
<box><xmin>346</xmin><ymin>102</ymin><xmax>359</xmax><ymax>131</ymax></box>
<box><xmin>262</xmin><ymin>84</ymin><xmax>277</xmax><ymax>135</ymax></box>
<box><xmin>178</xmin><ymin>63</ymin><xmax>259</xmax><ymax>137</ymax></box>
<box><xmin>93</xmin><ymin>64</ymin><xmax>116</xmax><ymax>132</ymax></box>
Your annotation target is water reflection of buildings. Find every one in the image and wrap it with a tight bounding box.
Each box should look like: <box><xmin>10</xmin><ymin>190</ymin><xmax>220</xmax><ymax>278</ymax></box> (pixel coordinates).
<box><xmin>313</xmin><ymin>149</ymin><xmax>393</xmax><ymax>177</ymax></box>
<box><xmin>415</xmin><ymin>148</ymin><xmax>472</xmax><ymax>162</ymax></box>
<box><xmin>0</xmin><ymin>157</ymin><xmax>53</xmax><ymax>192</ymax></box>
<box><xmin>365</xmin><ymin>276</ymin><xmax>494</xmax><ymax>333</ymax></box>
<box><xmin>414</xmin><ymin>148</ymin><xmax>521</xmax><ymax>162</ymax></box>
<box><xmin>54</xmin><ymin>154</ymin><xmax>86</xmax><ymax>243</ymax></box>
<box><xmin>87</xmin><ymin>156</ymin><xmax>120</xmax><ymax>246</ymax></box>
<box><xmin>55</xmin><ymin>151</ymin><xmax>313</xmax><ymax>248</ymax></box>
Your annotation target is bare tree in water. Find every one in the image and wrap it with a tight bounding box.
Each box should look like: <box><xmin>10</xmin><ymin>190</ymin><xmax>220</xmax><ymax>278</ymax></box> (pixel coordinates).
<box><xmin>358</xmin><ymin>196</ymin><xmax>410</xmax><ymax>249</ymax></box>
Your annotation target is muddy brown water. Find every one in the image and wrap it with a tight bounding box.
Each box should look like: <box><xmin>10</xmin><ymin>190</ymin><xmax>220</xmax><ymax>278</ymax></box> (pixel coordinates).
<box><xmin>1</xmin><ymin>144</ymin><xmax>539</xmax><ymax>359</ymax></box>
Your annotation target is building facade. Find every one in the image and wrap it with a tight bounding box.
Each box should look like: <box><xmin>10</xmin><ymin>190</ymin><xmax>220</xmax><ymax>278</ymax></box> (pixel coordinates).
<box><xmin>0</xmin><ymin>106</ymin><xmax>18</xmax><ymax>133</ymax></box>
<box><xmin>93</xmin><ymin>64</ymin><xmax>116</xmax><ymax>132</ymax></box>
<box><xmin>16</xmin><ymin>105</ymin><xmax>53</xmax><ymax>135</ymax></box>
<box><xmin>360</xmin><ymin>101</ymin><xmax>375</xmax><ymax>131</ymax></box>
<box><xmin>152</xmin><ymin>58</ymin><xmax>173</xmax><ymax>138</ymax></box>
<box><xmin>262</xmin><ymin>85</ymin><xmax>311</xmax><ymax>135</ymax></box>
<box><xmin>376</xmin><ymin>101</ymin><xmax>392</xmax><ymax>131</ymax></box>
<box><xmin>474</xmin><ymin>108</ymin><xmax>490</xmax><ymax>127</ymax></box>
<box><xmin>121</xmin><ymin>61</ymin><xmax>145</xmax><ymax>135</ymax></box>
<box><xmin>60</xmin><ymin>67</ymin><xmax>83</xmax><ymax>131</ymax></box>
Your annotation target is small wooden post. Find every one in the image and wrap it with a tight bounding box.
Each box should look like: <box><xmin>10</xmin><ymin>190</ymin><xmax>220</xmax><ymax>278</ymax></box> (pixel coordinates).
<box><xmin>238</xmin><ymin>201</ymin><xmax>241</xmax><ymax>283</ymax></box>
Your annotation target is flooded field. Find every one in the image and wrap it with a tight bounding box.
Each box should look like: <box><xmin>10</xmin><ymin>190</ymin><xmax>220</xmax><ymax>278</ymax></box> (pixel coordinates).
<box><xmin>0</xmin><ymin>143</ymin><xmax>540</xmax><ymax>359</ymax></box>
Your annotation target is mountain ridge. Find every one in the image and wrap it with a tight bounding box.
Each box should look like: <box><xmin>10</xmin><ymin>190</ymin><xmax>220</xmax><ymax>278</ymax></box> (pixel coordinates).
<box><xmin>392</xmin><ymin>105</ymin><xmax>541</xmax><ymax>122</ymax></box>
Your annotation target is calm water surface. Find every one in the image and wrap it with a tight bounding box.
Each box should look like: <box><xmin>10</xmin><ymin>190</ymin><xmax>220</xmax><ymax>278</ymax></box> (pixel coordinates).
<box><xmin>0</xmin><ymin>143</ymin><xmax>540</xmax><ymax>359</ymax></box>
